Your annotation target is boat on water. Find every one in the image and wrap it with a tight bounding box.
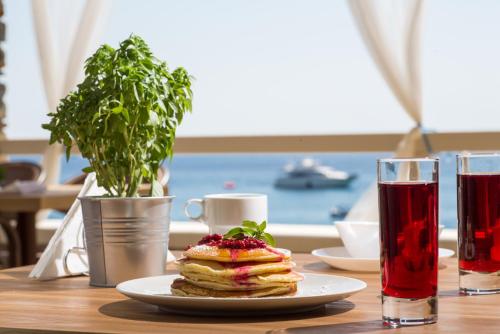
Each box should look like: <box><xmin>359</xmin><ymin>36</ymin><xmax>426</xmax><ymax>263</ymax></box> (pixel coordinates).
<box><xmin>274</xmin><ymin>158</ymin><xmax>357</xmax><ymax>189</ymax></box>
<box><xmin>329</xmin><ymin>205</ymin><xmax>350</xmax><ymax>219</ymax></box>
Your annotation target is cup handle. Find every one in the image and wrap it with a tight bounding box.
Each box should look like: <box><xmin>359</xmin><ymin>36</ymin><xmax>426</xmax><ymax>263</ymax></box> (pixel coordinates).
<box><xmin>184</xmin><ymin>198</ymin><xmax>205</xmax><ymax>222</ymax></box>
<box><xmin>62</xmin><ymin>221</ymin><xmax>89</xmax><ymax>276</ymax></box>
<box><xmin>63</xmin><ymin>246</ymin><xmax>89</xmax><ymax>276</ymax></box>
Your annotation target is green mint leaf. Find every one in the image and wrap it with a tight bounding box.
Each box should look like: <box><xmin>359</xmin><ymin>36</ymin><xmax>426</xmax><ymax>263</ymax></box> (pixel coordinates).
<box><xmin>241</xmin><ymin>227</ymin><xmax>256</xmax><ymax>236</ymax></box>
<box><xmin>224</xmin><ymin>227</ymin><xmax>244</xmax><ymax>239</ymax></box>
<box><xmin>242</xmin><ymin>220</ymin><xmax>259</xmax><ymax>230</ymax></box>
<box><xmin>259</xmin><ymin>220</ymin><xmax>267</xmax><ymax>232</ymax></box>
<box><xmin>262</xmin><ymin>233</ymin><xmax>276</xmax><ymax>247</ymax></box>
<box><xmin>225</xmin><ymin>220</ymin><xmax>276</xmax><ymax>246</ymax></box>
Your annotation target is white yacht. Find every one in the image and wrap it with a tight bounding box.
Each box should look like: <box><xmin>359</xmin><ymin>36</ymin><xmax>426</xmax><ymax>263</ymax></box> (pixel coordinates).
<box><xmin>274</xmin><ymin>158</ymin><xmax>356</xmax><ymax>189</ymax></box>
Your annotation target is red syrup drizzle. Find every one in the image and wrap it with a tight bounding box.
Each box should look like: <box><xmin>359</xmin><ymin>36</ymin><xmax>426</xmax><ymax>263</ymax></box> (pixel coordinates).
<box><xmin>221</xmin><ymin>261</ymin><xmax>257</xmax><ymax>268</ymax></box>
<box><xmin>229</xmin><ymin>249</ymin><xmax>240</xmax><ymax>262</ymax></box>
<box><xmin>265</xmin><ymin>246</ymin><xmax>286</xmax><ymax>261</ymax></box>
<box><xmin>233</xmin><ymin>266</ymin><xmax>252</xmax><ymax>286</ymax></box>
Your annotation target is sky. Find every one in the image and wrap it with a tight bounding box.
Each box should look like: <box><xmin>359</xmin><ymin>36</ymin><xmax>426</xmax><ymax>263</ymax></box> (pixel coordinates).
<box><xmin>4</xmin><ymin>0</ymin><xmax>500</xmax><ymax>138</ymax></box>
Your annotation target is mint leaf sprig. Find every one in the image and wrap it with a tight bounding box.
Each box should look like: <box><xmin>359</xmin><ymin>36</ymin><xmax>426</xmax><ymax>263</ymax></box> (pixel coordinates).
<box><xmin>223</xmin><ymin>220</ymin><xmax>276</xmax><ymax>247</ymax></box>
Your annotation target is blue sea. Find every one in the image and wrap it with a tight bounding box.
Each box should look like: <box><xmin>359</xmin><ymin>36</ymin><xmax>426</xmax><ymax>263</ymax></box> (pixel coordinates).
<box><xmin>15</xmin><ymin>152</ymin><xmax>459</xmax><ymax>228</ymax></box>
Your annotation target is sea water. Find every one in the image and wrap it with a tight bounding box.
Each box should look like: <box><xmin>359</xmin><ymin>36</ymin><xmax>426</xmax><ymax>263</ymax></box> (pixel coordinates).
<box><xmin>15</xmin><ymin>152</ymin><xmax>459</xmax><ymax>228</ymax></box>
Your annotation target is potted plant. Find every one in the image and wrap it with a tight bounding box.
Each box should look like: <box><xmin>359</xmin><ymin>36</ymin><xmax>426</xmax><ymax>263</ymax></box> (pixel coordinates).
<box><xmin>43</xmin><ymin>35</ymin><xmax>193</xmax><ymax>286</ymax></box>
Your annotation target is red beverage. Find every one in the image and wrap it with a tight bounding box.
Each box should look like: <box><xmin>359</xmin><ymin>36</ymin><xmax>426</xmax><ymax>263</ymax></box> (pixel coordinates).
<box><xmin>458</xmin><ymin>174</ymin><xmax>500</xmax><ymax>273</ymax></box>
<box><xmin>378</xmin><ymin>182</ymin><xmax>438</xmax><ymax>299</ymax></box>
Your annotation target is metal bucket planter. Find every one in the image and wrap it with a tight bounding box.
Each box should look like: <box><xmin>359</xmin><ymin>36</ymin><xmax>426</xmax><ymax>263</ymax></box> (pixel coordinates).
<box><xmin>79</xmin><ymin>196</ymin><xmax>174</xmax><ymax>287</ymax></box>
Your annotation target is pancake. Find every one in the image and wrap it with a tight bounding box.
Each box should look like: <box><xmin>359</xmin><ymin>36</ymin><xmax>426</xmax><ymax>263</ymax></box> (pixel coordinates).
<box><xmin>171</xmin><ymin>278</ymin><xmax>297</xmax><ymax>298</ymax></box>
<box><xmin>177</xmin><ymin>258</ymin><xmax>295</xmax><ymax>279</ymax></box>
<box><xmin>182</xmin><ymin>271</ymin><xmax>303</xmax><ymax>291</ymax></box>
<box><xmin>183</xmin><ymin>245</ymin><xmax>290</xmax><ymax>263</ymax></box>
<box><xmin>183</xmin><ymin>277</ymin><xmax>291</xmax><ymax>291</ymax></box>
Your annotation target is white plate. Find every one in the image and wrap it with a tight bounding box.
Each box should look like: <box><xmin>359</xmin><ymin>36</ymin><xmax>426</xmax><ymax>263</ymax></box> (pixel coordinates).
<box><xmin>116</xmin><ymin>273</ymin><xmax>367</xmax><ymax>316</ymax></box>
<box><xmin>312</xmin><ymin>247</ymin><xmax>455</xmax><ymax>272</ymax></box>
<box><xmin>438</xmin><ymin>248</ymin><xmax>455</xmax><ymax>259</ymax></box>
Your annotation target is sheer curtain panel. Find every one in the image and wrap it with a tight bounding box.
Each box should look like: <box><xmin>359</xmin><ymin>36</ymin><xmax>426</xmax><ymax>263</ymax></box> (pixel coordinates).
<box><xmin>346</xmin><ymin>0</ymin><xmax>428</xmax><ymax>221</ymax></box>
<box><xmin>31</xmin><ymin>0</ymin><xmax>111</xmax><ymax>185</ymax></box>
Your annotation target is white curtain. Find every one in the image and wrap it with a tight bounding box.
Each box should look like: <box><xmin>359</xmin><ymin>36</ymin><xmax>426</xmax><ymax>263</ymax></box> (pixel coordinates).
<box><xmin>345</xmin><ymin>0</ymin><xmax>428</xmax><ymax>221</ymax></box>
<box><xmin>31</xmin><ymin>0</ymin><xmax>111</xmax><ymax>185</ymax></box>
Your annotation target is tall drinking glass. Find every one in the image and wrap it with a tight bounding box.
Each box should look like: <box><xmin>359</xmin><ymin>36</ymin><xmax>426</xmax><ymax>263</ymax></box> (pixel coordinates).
<box><xmin>457</xmin><ymin>153</ymin><xmax>500</xmax><ymax>295</ymax></box>
<box><xmin>377</xmin><ymin>158</ymin><xmax>439</xmax><ymax>328</ymax></box>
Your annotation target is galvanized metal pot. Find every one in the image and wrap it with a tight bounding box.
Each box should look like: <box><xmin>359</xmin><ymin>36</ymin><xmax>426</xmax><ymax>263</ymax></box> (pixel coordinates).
<box><xmin>79</xmin><ymin>196</ymin><xmax>174</xmax><ymax>287</ymax></box>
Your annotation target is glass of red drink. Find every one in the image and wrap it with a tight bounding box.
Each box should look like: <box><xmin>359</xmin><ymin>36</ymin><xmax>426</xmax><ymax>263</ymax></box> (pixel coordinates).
<box><xmin>457</xmin><ymin>153</ymin><xmax>500</xmax><ymax>295</ymax></box>
<box><xmin>377</xmin><ymin>158</ymin><xmax>439</xmax><ymax>328</ymax></box>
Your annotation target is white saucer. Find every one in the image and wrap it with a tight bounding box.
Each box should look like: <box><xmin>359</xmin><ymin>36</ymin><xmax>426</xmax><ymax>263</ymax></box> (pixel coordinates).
<box><xmin>312</xmin><ymin>247</ymin><xmax>455</xmax><ymax>272</ymax></box>
<box><xmin>116</xmin><ymin>273</ymin><xmax>366</xmax><ymax>316</ymax></box>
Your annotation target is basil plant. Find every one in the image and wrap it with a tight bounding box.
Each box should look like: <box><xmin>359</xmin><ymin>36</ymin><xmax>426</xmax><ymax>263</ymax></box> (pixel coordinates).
<box><xmin>43</xmin><ymin>35</ymin><xmax>193</xmax><ymax>197</ymax></box>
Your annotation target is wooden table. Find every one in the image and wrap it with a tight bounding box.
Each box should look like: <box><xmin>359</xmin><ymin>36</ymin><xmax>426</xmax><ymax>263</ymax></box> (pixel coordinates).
<box><xmin>0</xmin><ymin>253</ymin><xmax>498</xmax><ymax>333</ymax></box>
<box><xmin>0</xmin><ymin>184</ymin><xmax>80</xmax><ymax>265</ymax></box>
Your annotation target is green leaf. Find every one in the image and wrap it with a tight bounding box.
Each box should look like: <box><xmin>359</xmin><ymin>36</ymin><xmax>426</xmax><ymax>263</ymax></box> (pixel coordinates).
<box><xmin>259</xmin><ymin>220</ymin><xmax>267</xmax><ymax>232</ymax></box>
<box><xmin>112</xmin><ymin>105</ymin><xmax>123</xmax><ymax>114</ymax></box>
<box><xmin>241</xmin><ymin>227</ymin><xmax>256</xmax><ymax>236</ymax></box>
<box><xmin>224</xmin><ymin>227</ymin><xmax>244</xmax><ymax>239</ymax></box>
<box><xmin>122</xmin><ymin>108</ymin><xmax>130</xmax><ymax>123</ymax></box>
<box><xmin>82</xmin><ymin>166</ymin><xmax>94</xmax><ymax>173</ymax></box>
<box><xmin>262</xmin><ymin>233</ymin><xmax>276</xmax><ymax>247</ymax></box>
<box><xmin>65</xmin><ymin>145</ymin><xmax>72</xmax><ymax>161</ymax></box>
<box><xmin>242</xmin><ymin>220</ymin><xmax>258</xmax><ymax>230</ymax></box>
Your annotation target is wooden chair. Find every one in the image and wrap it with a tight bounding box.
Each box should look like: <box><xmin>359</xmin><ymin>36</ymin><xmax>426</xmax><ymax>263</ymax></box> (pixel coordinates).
<box><xmin>0</xmin><ymin>161</ymin><xmax>43</xmax><ymax>267</ymax></box>
<box><xmin>0</xmin><ymin>161</ymin><xmax>43</xmax><ymax>187</ymax></box>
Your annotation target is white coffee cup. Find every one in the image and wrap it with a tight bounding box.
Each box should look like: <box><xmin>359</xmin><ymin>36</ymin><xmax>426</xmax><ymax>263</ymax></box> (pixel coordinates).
<box><xmin>184</xmin><ymin>193</ymin><xmax>268</xmax><ymax>234</ymax></box>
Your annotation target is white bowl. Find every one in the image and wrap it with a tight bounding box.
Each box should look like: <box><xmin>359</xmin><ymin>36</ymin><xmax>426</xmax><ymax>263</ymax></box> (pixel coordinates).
<box><xmin>334</xmin><ymin>221</ymin><xmax>379</xmax><ymax>259</ymax></box>
<box><xmin>439</xmin><ymin>224</ymin><xmax>445</xmax><ymax>236</ymax></box>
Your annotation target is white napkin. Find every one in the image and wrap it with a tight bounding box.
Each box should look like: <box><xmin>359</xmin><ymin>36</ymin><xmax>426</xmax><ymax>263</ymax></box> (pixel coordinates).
<box><xmin>29</xmin><ymin>173</ymin><xmax>176</xmax><ymax>280</ymax></box>
<box><xmin>29</xmin><ymin>173</ymin><xmax>103</xmax><ymax>280</ymax></box>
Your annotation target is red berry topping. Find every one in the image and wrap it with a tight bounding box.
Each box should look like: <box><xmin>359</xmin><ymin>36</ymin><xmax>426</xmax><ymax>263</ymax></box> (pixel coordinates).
<box><xmin>197</xmin><ymin>234</ymin><xmax>223</xmax><ymax>245</ymax></box>
<box><xmin>218</xmin><ymin>236</ymin><xmax>266</xmax><ymax>249</ymax></box>
<box><xmin>195</xmin><ymin>234</ymin><xmax>266</xmax><ymax>249</ymax></box>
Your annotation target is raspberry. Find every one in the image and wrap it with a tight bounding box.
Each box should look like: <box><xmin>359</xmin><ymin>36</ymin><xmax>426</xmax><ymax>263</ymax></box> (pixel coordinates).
<box><xmin>218</xmin><ymin>237</ymin><xmax>266</xmax><ymax>249</ymax></box>
<box><xmin>197</xmin><ymin>234</ymin><xmax>223</xmax><ymax>245</ymax></box>
<box><xmin>195</xmin><ymin>234</ymin><xmax>266</xmax><ymax>249</ymax></box>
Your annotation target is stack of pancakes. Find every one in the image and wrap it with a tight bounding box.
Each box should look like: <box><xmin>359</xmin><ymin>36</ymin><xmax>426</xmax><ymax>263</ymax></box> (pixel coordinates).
<box><xmin>171</xmin><ymin>244</ymin><xmax>303</xmax><ymax>297</ymax></box>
